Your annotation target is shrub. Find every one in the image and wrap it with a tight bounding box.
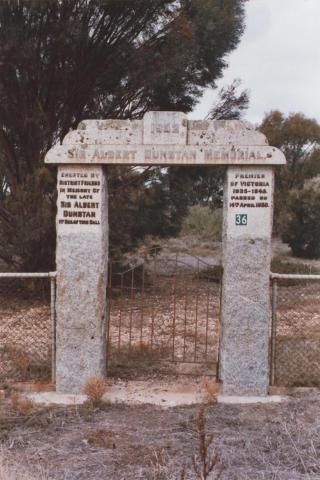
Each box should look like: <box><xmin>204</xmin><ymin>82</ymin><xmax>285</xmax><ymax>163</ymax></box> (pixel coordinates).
<box><xmin>10</xmin><ymin>393</ymin><xmax>34</xmax><ymax>416</ymax></box>
<box><xmin>85</xmin><ymin>429</ymin><xmax>115</xmax><ymax>449</ymax></box>
<box><xmin>84</xmin><ymin>375</ymin><xmax>106</xmax><ymax>407</ymax></box>
<box><xmin>281</xmin><ymin>187</ymin><xmax>320</xmax><ymax>259</ymax></box>
<box><xmin>180</xmin><ymin>205</ymin><xmax>222</xmax><ymax>241</ymax></box>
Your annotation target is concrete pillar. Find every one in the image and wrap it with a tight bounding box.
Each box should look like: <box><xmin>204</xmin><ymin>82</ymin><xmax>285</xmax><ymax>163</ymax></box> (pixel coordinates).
<box><xmin>219</xmin><ymin>166</ymin><xmax>274</xmax><ymax>396</ymax></box>
<box><xmin>55</xmin><ymin>164</ymin><xmax>108</xmax><ymax>393</ymax></box>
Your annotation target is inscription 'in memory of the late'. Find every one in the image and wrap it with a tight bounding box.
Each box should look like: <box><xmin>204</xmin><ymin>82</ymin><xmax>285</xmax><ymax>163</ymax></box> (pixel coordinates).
<box><xmin>58</xmin><ymin>171</ymin><xmax>101</xmax><ymax>226</ymax></box>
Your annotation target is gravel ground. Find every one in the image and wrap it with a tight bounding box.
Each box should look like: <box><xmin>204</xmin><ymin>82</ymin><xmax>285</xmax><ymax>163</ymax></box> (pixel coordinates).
<box><xmin>1</xmin><ymin>390</ymin><xmax>320</xmax><ymax>479</ymax></box>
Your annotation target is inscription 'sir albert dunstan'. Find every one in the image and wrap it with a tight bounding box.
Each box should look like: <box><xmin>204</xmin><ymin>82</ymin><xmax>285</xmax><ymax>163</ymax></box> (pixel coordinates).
<box><xmin>58</xmin><ymin>171</ymin><xmax>101</xmax><ymax>226</ymax></box>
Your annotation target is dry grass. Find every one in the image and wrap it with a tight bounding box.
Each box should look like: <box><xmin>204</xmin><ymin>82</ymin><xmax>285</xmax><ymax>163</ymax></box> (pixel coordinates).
<box><xmin>201</xmin><ymin>377</ymin><xmax>218</xmax><ymax>405</ymax></box>
<box><xmin>0</xmin><ymin>451</ymin><xmax>48</xmax><ymax>480</ymax></box>
<box><xmin>10</xmin><ymin>392</ymin><xmax>34</xmax><ymax>416</ymax></box>
<box><xmin>0</xmin><ymin>288</ymin><xmax>51</xmax><ymax>382</ymax></box>
<box><xmin>84</xmin><ymin>375</ymin><xmax>107</xmax><ymax>406</ymax></box>
<box><xmin>109</xmin><ymin>342</ymin><xmax>169</xmax><ymax>373</ymax></box>
<box><xmin>1</xmin><ymin>391</ymin><xmax>320</xmax><ymax>479</ymax></box>
<box><xmin>145</xmin><ymin>449</ymin><xmax>182</xmax><ymax>480</ymax></box>
<box><xmin>4</xmin><ymin>347</ymin><xmax>31</xmax><ymax>377</ymax></box>
<box><xmin>85</xmin><ymin>428</ymin><xmax>116</xmax><ymax>449</ymax></box>
<box><xmin>1</xmin><ymin>345</ymin><xmax>51</xmax><ymax>383</ymax></box>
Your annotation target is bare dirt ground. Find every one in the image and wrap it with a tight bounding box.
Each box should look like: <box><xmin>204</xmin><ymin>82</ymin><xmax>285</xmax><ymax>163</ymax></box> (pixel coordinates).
<box><xmin>1</xmin><ymin>240</ymin><xmax>320</xmax><ymax>478</ymax></box>
<box><xmin>1</xmin><ymin>389</ymin><xmax>320</xmax><ymax>479</ymax></box>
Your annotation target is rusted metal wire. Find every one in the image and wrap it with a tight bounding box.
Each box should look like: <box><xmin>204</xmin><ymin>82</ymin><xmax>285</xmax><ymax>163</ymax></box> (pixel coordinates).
<box><xmin>270</xmin><ymin>274</ymin><xmax>320</xmax><ymax>387</ymax></box>
<box><xmin>0</xmin><ymin>274</ymin><xmax>56</xmax><ymax>382</ymax></box>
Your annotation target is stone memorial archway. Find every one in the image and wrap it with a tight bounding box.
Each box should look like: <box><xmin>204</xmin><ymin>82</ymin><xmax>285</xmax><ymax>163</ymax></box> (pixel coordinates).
<box><xmin>45</xmin><ymin>111</ymin><xmax>285</xmax><ymax>397</ymax></box>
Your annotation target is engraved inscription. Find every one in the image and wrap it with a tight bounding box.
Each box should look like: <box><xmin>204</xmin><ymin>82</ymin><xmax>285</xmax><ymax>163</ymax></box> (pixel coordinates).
<box><xmin>64</xmin><ymin>145</ymin><xmax>274</xmax><ymax>165</ymax></box>
<box><xmin>228</xmin><ymin>172</ymin><xmax>271</xmax><ymax>209</ymax></box>
<box><xmin>150</xmin><ymin>122</ymin><xmax>180</xmax><ymax>134</ymax></box>
<box><xmin>57</xmin><ymin>169</ymin><xmax>101</xmax><ymax>227</ymax></box>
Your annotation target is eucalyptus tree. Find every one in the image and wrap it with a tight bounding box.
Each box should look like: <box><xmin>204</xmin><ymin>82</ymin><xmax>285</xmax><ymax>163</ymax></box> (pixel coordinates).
<box><xmin>0</xmin><ymin>0</ymin><xmax>247</xmax><ymax>269</ymax></box>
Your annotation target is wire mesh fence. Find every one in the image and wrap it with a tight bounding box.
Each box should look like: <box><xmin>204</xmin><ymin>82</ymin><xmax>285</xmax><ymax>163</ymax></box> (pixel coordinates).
<box><xmin>0</xmin><ymin>273</ymin><xmax>56</xmax><ymax>383</ymax></box>
<box><xmin>271</xmin><ymin>274</ymin><xmax>320</xmax><ymax>387</ymax></box>
<box><xmin>1</xmin><ymin>267</ymin><xmax>319</xmax><ymax>386</ymax></box>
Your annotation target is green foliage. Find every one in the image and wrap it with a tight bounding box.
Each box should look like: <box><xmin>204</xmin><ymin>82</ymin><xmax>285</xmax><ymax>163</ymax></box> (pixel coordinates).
<box><xmin>260</xmin><ymin>111</ymin><xmax>320</xmax><ymax>233</ymax></box>
<box><xmin>0</xmin><ymin>0</ymin><xmax>246</xmax><ymax>270</ymax></box>
<box><xmin>108</xmin><ymin>165</ymin><xmax>192</xmax><ymax>257</ymax></box>
<box><xmin>179</xmin><ymin>80</ymin><xmax>249</xmax><ymax>211</ymax></box>
<box><xmin>207</xmin><ymin>78</ymin><xmax>249</xmax><ymax>121</ymax></box>
<box><xmin>281</xmin><ymin>187</ymin><xmax>320</xmax><ymax>259</ymax></box>
<box><xmin>0</xmin><ymin>169</ymin><xmax>56</xmax><ymax>270</ymax></box>
<box><xmin>180</xmin><ymin>205</ymin><xmax>222</xmax><ymax>241</ymax></box>
<box><xmin>302</xmin><ymin>149</ymin><xmax>320</xmax><ymax>179</ymax></box>
<box><xmin>260</xmin><ymin>111</ymin><xmax>320</xmax><ymax>192</ymax></box>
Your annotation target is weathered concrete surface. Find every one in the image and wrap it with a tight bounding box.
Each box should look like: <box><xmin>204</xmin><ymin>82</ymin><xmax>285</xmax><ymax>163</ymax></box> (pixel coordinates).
<box><xmin>220</xmin><ymin>166</ymin><xmax>274</xmax><ymax>396</ymax></box>
<box><xmin>55</xmin><ymin>165</ymin><xmax>108</xmax><ymax>393</ymax></box>
<box><xmin>45</xmin><ymin>111</ymin><xmax>286</xmax><ymax>166</ymax></box>
<box><xmin>44</xmin><ymin>112</ymin><xmax>285</xmax><ymax>397</ymax></box>
<box><xmin>28</xmin><ymin>379</ymin><xmax>217</xmax><ymax>407</ymax></box>
<box><xmin>217</xmin><ymin>395</ymin><xmax>286</xmax><ymax>404</ymax></box>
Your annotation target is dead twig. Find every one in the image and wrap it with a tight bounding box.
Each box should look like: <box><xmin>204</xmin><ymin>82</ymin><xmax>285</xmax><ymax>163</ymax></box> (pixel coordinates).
<box><xmin>192</xmin><ymin>406</ymin><xmax>224</xmax><ymax>480</ymax></box>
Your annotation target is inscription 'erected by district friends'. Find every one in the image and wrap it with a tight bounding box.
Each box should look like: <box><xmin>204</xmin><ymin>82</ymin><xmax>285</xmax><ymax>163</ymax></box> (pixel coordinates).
<box><xmin>57</xmin><ymin>169</ymin><xmax>101</xmax><ymax>227</ymax></box>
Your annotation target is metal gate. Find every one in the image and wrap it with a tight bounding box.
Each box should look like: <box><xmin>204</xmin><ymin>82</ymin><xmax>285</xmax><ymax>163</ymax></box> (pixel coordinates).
<box><xmin>106</xmin><ymin>251</ymin><xmax>221</xmax><ymax>375</ymax></box>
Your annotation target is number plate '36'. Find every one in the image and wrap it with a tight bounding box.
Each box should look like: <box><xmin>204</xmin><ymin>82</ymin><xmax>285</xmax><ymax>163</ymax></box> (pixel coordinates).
<box><xmin>235</xmin><ymin>214</ymin><xmax>247</xmax><ymax>226</ymax></box>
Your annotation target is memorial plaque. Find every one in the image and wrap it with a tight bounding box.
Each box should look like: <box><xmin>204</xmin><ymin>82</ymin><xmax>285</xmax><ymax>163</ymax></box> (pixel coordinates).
<box><xmin>226</xmin><ymin>167</ymin><xmax>273</xmax><ymax>238</ymax></box>
<box><xmin>57</xmin><ymin>166</ymin><xmax>102</xmax><ymax>231</ymax></box>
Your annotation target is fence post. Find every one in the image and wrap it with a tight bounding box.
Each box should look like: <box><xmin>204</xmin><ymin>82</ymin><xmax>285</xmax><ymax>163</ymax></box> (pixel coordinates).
<box><xmin>270</xmin><ymin>277</ymin><xmax>278</xmax><ymax>386</ymax></box>
<box><xmin>50</xmin><ymin>273</ymin><xmax>57</xmax><ymax>384</ymax></box>
<box><xmin>106</xmin><ymin>262</ymin><xmax>112</xmax><ymax>373</ymax></box>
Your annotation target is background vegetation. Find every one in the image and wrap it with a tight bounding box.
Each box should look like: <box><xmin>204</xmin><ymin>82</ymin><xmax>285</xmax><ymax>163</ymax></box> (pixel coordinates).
<box><xmin>0</xmin><ymin>0</ymin><xmax>247</xmax><ymax>270</ymax></box>
<box><xmin>0</xmin><ymin>0</ymin><xmax>319</xmax><ymax>269</ymax></box>
<box><xmin>260</xmin><ymin>111</ymin><xmax>320</xmax><ymax>258</ymax></box>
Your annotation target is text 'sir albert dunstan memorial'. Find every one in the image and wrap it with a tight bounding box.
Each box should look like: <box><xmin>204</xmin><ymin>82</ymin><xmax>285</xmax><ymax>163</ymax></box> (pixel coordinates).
<box><xmin>45</xmin><ymin>111</ymin><xmax>286</xmax><ymax>396</ymax></box>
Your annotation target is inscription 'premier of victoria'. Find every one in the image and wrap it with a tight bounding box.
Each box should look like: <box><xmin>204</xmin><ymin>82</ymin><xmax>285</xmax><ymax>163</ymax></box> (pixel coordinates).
<box><xmin>228</xmin><ymin>171</ymin><xmax>272</xmax><ymax>209</ymax></box>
